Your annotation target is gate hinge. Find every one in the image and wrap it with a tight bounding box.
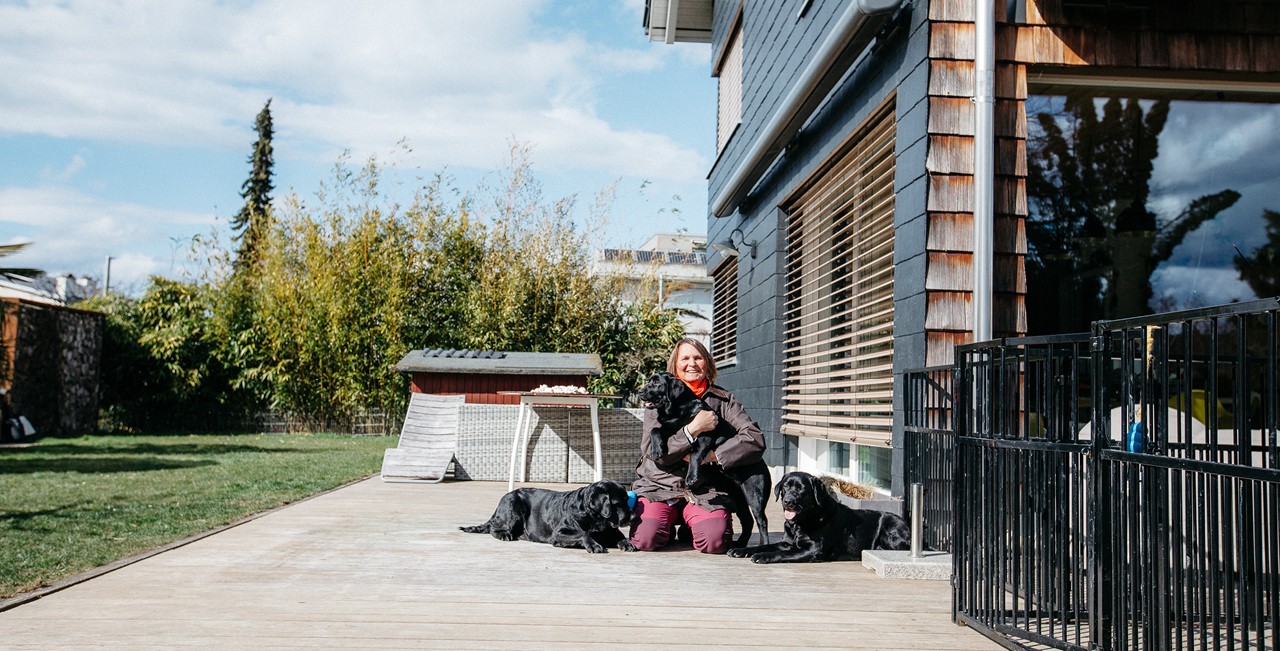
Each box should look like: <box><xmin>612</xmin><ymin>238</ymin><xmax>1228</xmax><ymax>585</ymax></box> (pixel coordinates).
<box><xmin>1090</xmin><ymin>335</ymin><xmax>1105</xmax><ymax>352</ymax></box>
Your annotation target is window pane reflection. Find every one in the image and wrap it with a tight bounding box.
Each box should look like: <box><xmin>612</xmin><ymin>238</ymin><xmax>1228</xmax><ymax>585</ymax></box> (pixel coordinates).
<box><xmin>1025</xmin><ymin>91</ymin><xmax>1280</xmax><ymax>334</ymax></box>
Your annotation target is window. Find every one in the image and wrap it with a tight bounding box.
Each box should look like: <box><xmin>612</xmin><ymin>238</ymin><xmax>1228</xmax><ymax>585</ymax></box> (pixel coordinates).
<box><xmin>710</xmin><ymin>256</ymin><xmax>738</xmax><ymax>366</ymax></box>
<box><xmin>1024</xmin><ymin>80</ymin><xmax>1280</xmax><ymax>333</ymax></box>
<box><xmin>780</xmin><ymin>99</ymin><xmax>896</xmax><ymax>446</ymax></box>
<box><xmin>826</xmin><ymin>441</ymin><xmax>850</xmax><ymax>475</ymax></box>
<box><xmin>715</xmin><ymin>13</ymin><xmax>743</xmax><ymax>153</ymax></box>
<box><xmin>783</xmin><ymin>434</ymin><xmax>799</xmax><ymax>471</ymax></box>
<box><xmin>853</xmin><ymin>444</ymin><xmax>891</xmax><ymax>491</ymax></box>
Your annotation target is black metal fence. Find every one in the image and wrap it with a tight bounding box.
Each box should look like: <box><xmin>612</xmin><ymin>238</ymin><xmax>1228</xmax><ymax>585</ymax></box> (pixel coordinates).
<box><xmin>906</xmin><ymin>297</ymin><xmax>1280</xmax><ymax>651</ymax></box>
<box><xmin>903</xmin><ymin>364</ymin><xmax>956</xmax><ymax>552</ymax></box>
<box><xmin>952</xmin><ymin>333</ymin><xmax>1097</xmax><ymax>650</ymax></box>
<box><xmin>1089</xmin><ymin>299</ymin><xmax>1279</xmax><ymax>651</ymax></box>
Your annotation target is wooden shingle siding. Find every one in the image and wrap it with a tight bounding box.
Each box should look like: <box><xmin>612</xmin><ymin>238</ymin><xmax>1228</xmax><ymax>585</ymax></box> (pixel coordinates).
<box><xmin>924</xmin><ymin>2</ymin><xmax>1029</xmax><ymax>365</ymax></box>
<box><xmin>926</xmin><ymin>213</ymin><xmax>974</xmax><ymax>252</ymax></box>
<box><xmin>928</xmin><ymin>60</ymin><xmax>974</xmax><ymax>98</ymax></box>
<box><xmin>927</xmin><ymin>97</ymin><xmax>974</xmax><ymax>135</ymax></box>
<box><xmin>1021</xmin><ymin>1</ymin><xmax>1280</xmax><ymax>72</ymax></box>
<box><xmin>928</xmin><ymin>21</ymin><xmax>974</xmax><ymax>59</ymax></box>
<box><xmin>925</xmin><ymin>252</ymin><xmax>973</xmax><ymax>292</ymax></box>
<box><xmin>925</xmin><ymin>291</ymin><xmax>970</xmax><ymax>329</ymax></box>
<box><xmin>928</xmin><ymin>330</ymin><xmax>973</xmax><ymax>367</ymax></box>
<box><xmin>926</xmin><ymin>135</ymin><xmax>973</xmax><ymax>174</ymax></box>
<box><xmin>928</xmin><ymin>0</ymin><xmax>975</xmax><ymax>22</ymax></box>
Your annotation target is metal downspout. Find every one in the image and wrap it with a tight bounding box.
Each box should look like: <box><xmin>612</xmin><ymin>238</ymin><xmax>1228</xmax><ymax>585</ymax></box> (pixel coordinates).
<box><xmin>710</xmin><ymin>0</ymin><xmax>904</xmax><ymax>218</ymax></box>
<box><xmin>973</xmin><ymin>0</ymin><xmax>995</xmax><ymax>342</ymax></box>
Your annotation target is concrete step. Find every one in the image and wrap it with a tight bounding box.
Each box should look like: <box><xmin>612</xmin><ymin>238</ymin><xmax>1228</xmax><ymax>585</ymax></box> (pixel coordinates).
<box><xmin>861</xmin><ymin>549</ymin><xmax>952</xmax><ymax>580</ymax></box>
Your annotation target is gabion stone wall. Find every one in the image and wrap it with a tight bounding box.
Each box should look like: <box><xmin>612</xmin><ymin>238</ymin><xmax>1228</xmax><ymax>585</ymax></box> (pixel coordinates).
<box><xmin>451</xmin><ymin>405</ymin><xmax>645</xmax><ymax>484</ymax></box>
<box><xmin>8</xmin><ymin>301</ymin><xmax>103</xmax><ymax>436</ymax></box>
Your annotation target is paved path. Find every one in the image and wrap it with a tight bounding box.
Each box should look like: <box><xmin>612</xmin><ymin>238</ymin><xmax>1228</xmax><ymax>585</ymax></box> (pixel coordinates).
<box><xmin>0</xmin><ymin>478</ymin><xmax>999</xmax><ymax>650</ymax></box>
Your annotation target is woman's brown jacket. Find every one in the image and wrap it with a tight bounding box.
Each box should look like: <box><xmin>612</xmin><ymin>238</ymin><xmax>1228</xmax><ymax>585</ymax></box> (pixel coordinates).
<box><xmin>631</xmin><ymin>384</ymin><xmax>765</xmax><ymax>511</ymax></box>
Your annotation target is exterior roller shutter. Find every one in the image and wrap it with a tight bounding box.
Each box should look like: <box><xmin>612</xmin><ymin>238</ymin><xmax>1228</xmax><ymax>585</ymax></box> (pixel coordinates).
<box><xmin>711</xmin><ymin>256</ymin><xmax>738</xmax><ymax>366</ymax></box>
<box><xmin>781</xmin><ymin>99</ymin><xmax>896</xmax><ymax>446</ymax></box>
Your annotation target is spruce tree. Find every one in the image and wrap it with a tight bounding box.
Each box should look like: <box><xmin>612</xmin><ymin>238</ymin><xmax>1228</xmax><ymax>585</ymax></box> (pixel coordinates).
<box><xmin>232</xmin><ymin>99</ymin><xmax>275</xmax><ymax>270</ymax></box>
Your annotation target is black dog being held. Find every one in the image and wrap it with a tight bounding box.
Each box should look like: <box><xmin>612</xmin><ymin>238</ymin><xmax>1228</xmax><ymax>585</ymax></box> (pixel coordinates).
<box><xmin>634</xmin><ymin>371</ymin><xmax>771</xmax><ymax>548</ymax></box>
<box><xmin>634</xmin><ymin>371</ymin><xmax>722</xmax><ymax>487</ymax></box>
<box><xmin>459</xmin><ymin>480</ymin><xmax>639</xmax><ymax>553</ymax></box>
<box><xmin>727</xmin><ymin>471</ymin><xmax>911</xmax><ymax>563</ymax></box>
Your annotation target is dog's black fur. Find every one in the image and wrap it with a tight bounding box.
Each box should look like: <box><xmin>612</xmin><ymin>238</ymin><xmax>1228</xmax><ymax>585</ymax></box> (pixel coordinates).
<box><xmin>727</xmin><ymin>471</ymin><xmax>911</xmax><ymax>563</ymax></box>
<box><xmin>635</xmin><ymin>371</ymin><xmax>771</xmax><ymax>548</ymax></box>
<box><xmin>459</xmin><ymin>480</ymin><xmax>639</xmax><ymax>553</ymax></box>
<box><xmin>635</xmin><ymin>372</ymin><xmax>704</xmax><ymax>460</ymax></box>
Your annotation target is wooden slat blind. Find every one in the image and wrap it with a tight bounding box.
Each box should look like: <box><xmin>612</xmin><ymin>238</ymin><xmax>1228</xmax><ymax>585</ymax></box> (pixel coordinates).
<box><xmin>781</xmin><ymin>101</ymin><xmax>896</xmax><ymax>445</ymax></box>
<box><xmin>716</xmin><ymin>23</ymin><xmax>743</xmax><ymax>153</ymax></box>
<box><xmin>711</xmin><ymin>256</ymin><xmax>738</xmax><ymax>366</ymax></box>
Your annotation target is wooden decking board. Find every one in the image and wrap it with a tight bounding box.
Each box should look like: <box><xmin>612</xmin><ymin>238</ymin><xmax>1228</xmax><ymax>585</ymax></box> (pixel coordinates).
<box><xmin>0</xmin><ymin>479</ymin><xmax>999</xmax><ymax>650</ymax></box>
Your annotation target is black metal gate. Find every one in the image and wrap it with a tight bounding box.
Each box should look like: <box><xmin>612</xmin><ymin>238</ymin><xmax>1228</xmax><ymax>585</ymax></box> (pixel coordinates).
<box><xmin>940</xmin><ymin>298</ymin><xmax>1280</xmax><ymax>650</ymax></box>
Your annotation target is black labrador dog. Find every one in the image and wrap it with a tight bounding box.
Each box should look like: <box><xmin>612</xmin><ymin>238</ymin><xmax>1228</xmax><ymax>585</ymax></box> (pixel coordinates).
<box><xmin>459</xmin><ymin>480</ymin><xmax>639</xmax><ymax>553</ymax></box>
<box><xmin>727</xmin><ymin>471</ymin><xmax>911</xmax><ymax>563</ymax></box>
<box><xmin>634</xmin><ymin>371</ymin><xmax>771</xmax><ymax>548</ymax></box>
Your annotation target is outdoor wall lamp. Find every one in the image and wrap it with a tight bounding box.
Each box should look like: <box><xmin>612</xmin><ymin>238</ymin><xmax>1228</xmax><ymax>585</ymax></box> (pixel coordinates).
<box><xmin>711</xmin><ymin>228</ymin><xmax>756</xmax><ymax>259</ymax></box>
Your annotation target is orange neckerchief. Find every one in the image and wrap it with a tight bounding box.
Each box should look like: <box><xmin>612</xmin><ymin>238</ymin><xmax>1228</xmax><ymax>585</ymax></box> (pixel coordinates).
<box><xmin>682</xmin><ymin>378</ymin><xmax>709</xmax><ymax>398</ymax></box>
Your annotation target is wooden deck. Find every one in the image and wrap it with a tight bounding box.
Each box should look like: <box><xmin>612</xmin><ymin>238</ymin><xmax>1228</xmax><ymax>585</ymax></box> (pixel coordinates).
<box><xmin>0</xmin><ymin>478</ymin><xmax>1000</xmax><ymax>650</ymax></box>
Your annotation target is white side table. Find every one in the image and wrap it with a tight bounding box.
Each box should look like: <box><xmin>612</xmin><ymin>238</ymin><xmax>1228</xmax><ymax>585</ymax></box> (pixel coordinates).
<box><xmin>498</xmin><ymin>392</ymin><xmax>618</xmax><ymax>491</ymax></box>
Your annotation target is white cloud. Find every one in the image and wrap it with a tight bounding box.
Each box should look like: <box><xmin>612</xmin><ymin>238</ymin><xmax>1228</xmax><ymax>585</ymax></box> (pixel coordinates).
<box><xmin>0</xmin><ymin>0</ymin><xmax>707</xmax><ymax>181</ymax></box>
<box><xmin>41</xmin><ymin>151</ymin><xmax>89</xmax><ymax>183</ymax></box>
<box><xmin>0</xmin><ymin>185</ymin><xmax>216</xmax><ymax>286</ymax></box>
<box><xmin>0</xmin><ymin>1</ymin><xmax>715</xmax><ymax>285</ymax></box>
<box><xmin>1153</xmin><ymin>103</ymin><xmax>1280</xmax><ymax>194</ymax></box>
<box><xmin>1151</xmin><ymin>264</ymin><xmax>1255</xmax><ymax>310</ymax></box>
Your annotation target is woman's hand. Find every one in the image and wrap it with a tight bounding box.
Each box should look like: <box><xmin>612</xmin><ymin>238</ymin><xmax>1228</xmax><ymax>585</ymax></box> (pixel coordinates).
<box><xmin>687</xmin><ymin>410</ymin><xmax>718</xmax><ymax>436</ymax></box>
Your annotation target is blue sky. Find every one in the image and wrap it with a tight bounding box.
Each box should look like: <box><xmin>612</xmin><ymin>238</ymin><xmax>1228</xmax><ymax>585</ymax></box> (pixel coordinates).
<box><xmin>0</xmin><ymin>0</ymin><xmax>716</xmax><ymax>291</ymax></box>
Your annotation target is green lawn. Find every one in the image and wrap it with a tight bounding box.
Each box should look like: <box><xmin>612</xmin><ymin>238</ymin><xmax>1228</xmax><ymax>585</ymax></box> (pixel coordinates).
<box><xmin>0</xmin><ymin>433</ymin><xmax>397</xmax><ymax>599</ymax></box>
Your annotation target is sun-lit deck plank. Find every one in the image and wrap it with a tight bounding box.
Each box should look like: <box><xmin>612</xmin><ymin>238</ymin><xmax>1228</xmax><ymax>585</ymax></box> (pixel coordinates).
<box><xmin>0</xmin><ymin>478</ymin><xmax>998</xmax><ymax>650</ymax></box>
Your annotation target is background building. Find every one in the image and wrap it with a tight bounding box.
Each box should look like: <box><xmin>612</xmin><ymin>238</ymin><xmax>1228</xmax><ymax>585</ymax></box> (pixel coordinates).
<box><xmin>595</xmin><ymin>233</ymin><xmax>713</xmax><ymax>347</ymax></box>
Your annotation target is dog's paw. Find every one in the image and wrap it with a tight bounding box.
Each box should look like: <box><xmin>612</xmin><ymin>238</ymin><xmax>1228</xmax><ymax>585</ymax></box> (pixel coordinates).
<box><xmin>726</xmin><ymin>548</ymin><xmax>749</xmax><ymax>558</ymax></box>
<box><xmin>617</xmin><ymin>539</ymin><xmax>637</xmax><ymax>552</ymax></box>
<box><xmin>492</xmin><ymin>530</ymin><xmax>516</xmax><ymax>542</ymax></box>
<box><xmin>585</xmin><ymin>543</ymin><xmax>607</xmax><ymax>554</ymax></box>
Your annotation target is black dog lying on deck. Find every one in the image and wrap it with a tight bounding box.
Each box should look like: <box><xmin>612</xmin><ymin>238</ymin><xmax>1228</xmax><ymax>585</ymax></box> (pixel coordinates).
<box><xmin>727</xmin><ymin>471</ymin><xmax>911</xmax><ymax>563</ymax></box>
<box><xmin>459</xmin><ymin>480</ymin><xmax>639</xmax><ymax>553</ymax></box>
<box><xmin>635</xmin><ymin>371</ymin><xmax>771</xmax><ymax>548</ymax></box>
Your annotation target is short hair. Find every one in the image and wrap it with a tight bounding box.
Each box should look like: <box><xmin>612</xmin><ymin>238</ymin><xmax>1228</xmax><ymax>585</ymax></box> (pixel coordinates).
<box><xmin>666</xmin><ymin>338</ymin><xmax>717</xmax><ymax>385</ymax></box>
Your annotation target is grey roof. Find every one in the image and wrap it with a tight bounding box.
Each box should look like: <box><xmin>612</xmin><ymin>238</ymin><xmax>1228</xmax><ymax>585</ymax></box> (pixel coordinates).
<box><xmin>393</xmin><ymin>349</ymin><xmax>603</xmax><ymax>376</ymax></box>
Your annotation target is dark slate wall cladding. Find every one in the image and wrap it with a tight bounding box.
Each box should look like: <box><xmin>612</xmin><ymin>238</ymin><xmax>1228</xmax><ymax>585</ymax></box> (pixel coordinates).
<box><xmin>704</xmin><ymin>1</ymin><xmax>932</xmax><ymax>482</ymax></box>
